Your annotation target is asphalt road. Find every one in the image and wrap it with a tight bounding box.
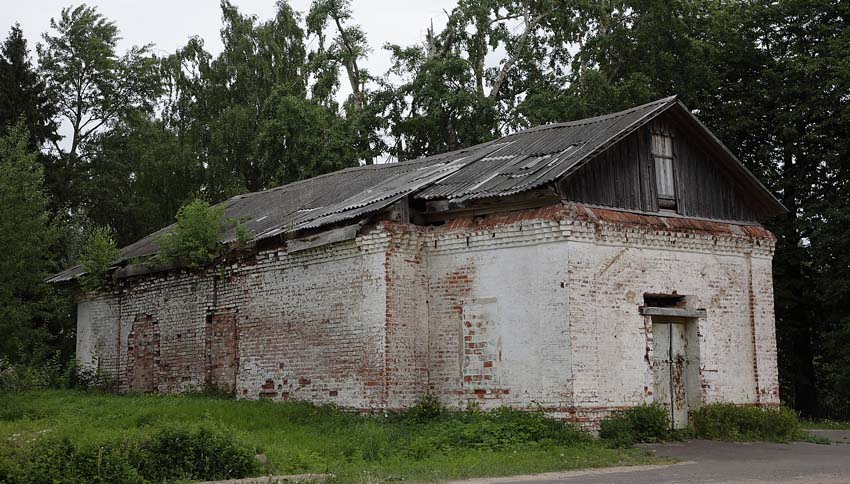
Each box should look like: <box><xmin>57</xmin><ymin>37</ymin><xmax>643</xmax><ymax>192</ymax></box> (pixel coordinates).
<box><xmin>450</xmin><ymin>431</ymin><xmax>850</xmax><ymax>484</ymax></box>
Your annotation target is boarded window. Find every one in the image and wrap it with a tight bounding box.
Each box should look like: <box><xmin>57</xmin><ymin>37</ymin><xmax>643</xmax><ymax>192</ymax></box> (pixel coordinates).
<box><xmin>652</xmin><ymin>133</ymin><xmax>676</xmax><ymax>210</ymax></box>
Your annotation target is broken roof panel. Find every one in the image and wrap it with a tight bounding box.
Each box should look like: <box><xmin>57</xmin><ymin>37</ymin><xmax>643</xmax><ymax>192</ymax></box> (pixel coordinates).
<box><xmin>46</xmin><ymin>143</ymin><xmax>495</xmax><ymax>283</ymax></box>
<box><xmin>48</xmin><ymin>96</ymin><xmax>785</xmax><ymax>283</ymax></box>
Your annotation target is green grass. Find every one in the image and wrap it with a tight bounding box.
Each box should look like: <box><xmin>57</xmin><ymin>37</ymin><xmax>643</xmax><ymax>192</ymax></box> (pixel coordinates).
<box><xmin>0</xmin><ymin>390</ymin><xmax>665</xmax><ymax>483</ymax></box>
<box><xmin>801</xmin><ymin>420</ymin><xmax>850</xmax><ymax>430</ymax></box>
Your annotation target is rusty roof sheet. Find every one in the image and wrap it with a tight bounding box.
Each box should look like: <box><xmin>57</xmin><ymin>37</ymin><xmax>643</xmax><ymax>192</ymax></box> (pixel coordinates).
<box><xmin>49</xmin><ymin>95</ymin><xmax>783</xmax><ymax>283</ymax></box>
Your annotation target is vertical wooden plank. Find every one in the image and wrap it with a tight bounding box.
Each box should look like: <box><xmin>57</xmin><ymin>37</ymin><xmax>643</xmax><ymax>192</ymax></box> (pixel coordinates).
<box><xmin>645</xmin><ymin>127</ymin><xmax>658</xmax><ymax>212</ymax></box>
<box><xmin>652</xmin><ymin>322</ymin><xmax>673</xmax><ymax>428</ymax></box>
<box><xmin>620</xmin><ymin>136</ymin><xmax>628</xmax><ymax>207</ymax></box>
<box><xmin>673</xmin><ymin>132</ymin><xmax>687</xmax><ymax>215</ymax></box>
<box><xmin>671</xmin><ymin>323</ymin><xmax>689</xmax><ymax>429</ymax></box>
<box><xmin>629</xmin><ymin>134</ymin><xmax>641</xmax><ymax>210</ymax></box>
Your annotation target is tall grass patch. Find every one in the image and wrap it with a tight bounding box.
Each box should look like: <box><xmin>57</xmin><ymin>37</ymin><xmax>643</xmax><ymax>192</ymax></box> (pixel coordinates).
<box><xmin>599</xmin><ymin>404</ymin><xmax>670</xmax><ymax>447</ymax></box>
<box><xmin>599</xmin><ymin>403</ymin><xmax>670</xmax><ymax>447</ymax></box>
<box><xmin>3</xmin><ymin>423</ymin><xmax>259</xmax><ymax>484</ymax></box>
<box><xmin>401</xmin><ymin>407</ymin><xmax>590</xmax><ymax>458</ymax></box>
<box><xmin>0</xmin><ymin>391</ymin><xmax>662</xmax><ymax>484</ymax></box>
<box><xmin>691</xmin><ymin>404</ymin><xmax>802</xmax><ymax>441</ymax></box>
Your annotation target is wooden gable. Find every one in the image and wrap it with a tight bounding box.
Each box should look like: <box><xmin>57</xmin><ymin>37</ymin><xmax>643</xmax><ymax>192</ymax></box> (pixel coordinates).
<box><xmin>559</xmin><ymin>104</ymin><xmax>782</xmax><ymax>223</ymax></box>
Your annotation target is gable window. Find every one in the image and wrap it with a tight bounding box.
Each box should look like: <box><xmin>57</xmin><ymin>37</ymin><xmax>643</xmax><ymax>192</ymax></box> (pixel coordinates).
<box><xmin>652</xmin><ymin>132</ymin><xmax>677</xmax><ymax>211</ymax></box>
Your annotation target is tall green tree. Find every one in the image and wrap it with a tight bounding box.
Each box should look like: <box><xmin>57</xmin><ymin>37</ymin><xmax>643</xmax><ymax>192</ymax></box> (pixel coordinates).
<box><xmin>556</xmin><ymin>0</ymin><xmax>718</xmax><ymax>119</ymax></box>
<box><xmin>37</xmin><ymin>4</ymin><xmax>161</xmax><ymax>212</ymax></box>
<box><xmin>750</xmin><ymin>0</ymin><xmax>850</xmax><ymax>416</ymax></box>
<box><xmin>162</xmin><ymin>0</ymin><xmax>363</xmax><ymax>200</ymax></box>
<box><xmin>306</xmin><ymin>0</ymin><xmax>385</xmax><ymax>165</ymax></box>
<box><xmin>307</xmin><ymin>0</ymin><xmax>370</xmax><ymax>112</ymax></box>
<box><xmin>85</xmin><ymin>111</ymin><xmax>202</xmax><ymax>246</ymax></box>
<box><xmin>0</xmin><ymin>125</ymin><xmax>66</xmax><ymax>363</ymax></box>
<box><xmin>0</xmin><ymin>24</ymin><xmax>57</xmax><ymax>148</ymax></box>
<box><xmin>379</xmin><ymin>0</ymin><xmax>594</xmax><ymax>160</ymax></box>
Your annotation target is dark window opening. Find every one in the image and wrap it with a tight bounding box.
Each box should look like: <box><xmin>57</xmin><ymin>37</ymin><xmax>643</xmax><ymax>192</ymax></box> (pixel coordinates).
<box><xmin>652</xmin><ymin>132</ymin><xmax>677</xmax><ymax>211</ymax></box>
<box><xmin>644</xmin><ymin>292</ymin><xmax>686</xmax><ymax>309</ymax></box>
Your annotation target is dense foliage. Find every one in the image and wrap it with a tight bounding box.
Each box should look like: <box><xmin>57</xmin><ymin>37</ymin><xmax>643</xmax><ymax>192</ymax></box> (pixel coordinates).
<box><xmin>0</xmin><ymin>0</ymin><xmax>847</xmax><ymax>417</ymax></box>
<box><xmin>599</xmin><ymin>403</ymin><xmax>671</xmax><ymax>447</ymax></box>
<box><xmin>78</xmin><ymin>226</ymin><xmax>119</xmax><ymax>291</ymax></box>
<box><xmin>3</xmin><ymin>423</ymin><xmax>258</xmax><ymax>484</ymax></box>
<box><xmin>0</xmin><ymin>26</ymin><xmax>55</xmax><ymax>148</ymax></box>
<box><xmin>396</xmin><ymin>402</ymin><xmax>591</xmax><ymax>456</ymax></box>
<box><xmin>691</xmin><ymin>403</ymin><xmax>803</xmax><ymax>442</ymax></box>
<box><xmin>0</xmin><ymin>391</ymin><xmax>655</xmax><ymax>484</ymax></box>
<box><xmin>0</xmin><ymin>126</ymin><xmax>66</xmax><ymax>366</ymax></box>
<box><xmin>155</xmin><ymin>199</ymin><xmax>227</xmax><ymax>268</ymax></box>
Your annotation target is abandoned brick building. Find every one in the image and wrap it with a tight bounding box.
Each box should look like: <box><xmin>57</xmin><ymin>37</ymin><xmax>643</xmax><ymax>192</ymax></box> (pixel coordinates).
<box><xmin>51</xmin><ymin>96</ymin><xmax>785</xmax><ymax>428</ymax></box>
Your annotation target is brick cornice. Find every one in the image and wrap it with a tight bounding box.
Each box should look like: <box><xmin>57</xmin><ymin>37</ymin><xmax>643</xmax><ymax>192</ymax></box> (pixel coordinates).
<box><xmin>383</xmin><ymin>203</ymin><xmax>776</xmax><ymax>259</ymax></box>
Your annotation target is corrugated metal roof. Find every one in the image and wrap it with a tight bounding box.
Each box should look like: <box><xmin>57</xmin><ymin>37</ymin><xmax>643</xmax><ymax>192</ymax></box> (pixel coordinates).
<box><xmin>46</xmin><ymin>141</ymin><xmax>499</xmax><ymax>283</ymax></box>
<box><xmin>414</xmin><ymin>96</ymin><xmax>674</xmax><ymax>200</ymax></box>
<box><xmin>48</xmin><ymin>95</ymin><xmax>783</xmax><ymax>283</ymax></box>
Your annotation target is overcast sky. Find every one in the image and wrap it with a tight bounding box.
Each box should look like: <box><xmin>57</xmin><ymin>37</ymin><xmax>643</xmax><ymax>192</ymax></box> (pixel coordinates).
<box><xmin>3</xmin><ymin>1</ymin><xmax>461</xmax><ymax>158</ymax></box>
<box><xmin>2</xmin><ymin>0</ymin><xmax>457</xmax><ymax>80</ymax></box>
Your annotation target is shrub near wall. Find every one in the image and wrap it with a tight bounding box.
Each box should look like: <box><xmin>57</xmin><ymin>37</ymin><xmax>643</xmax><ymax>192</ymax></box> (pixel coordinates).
<box><xmin>599</xmin><ymin>404</ymin><xmax>670</xmax><ymax>447</ymax></box>
<box><xmin>691</xmin><ymin>404</ymin><xmax>802</xmax><ymax>442</ymax></box>
<box><xmin>402</xmin><ymin>407</ymin><xmax>591</xmax><ymax>456</ymax></box>
<box><xmin>5</xmin><ymin>424</ymin><xmax>259</xmax><ymax>484</ymax></box>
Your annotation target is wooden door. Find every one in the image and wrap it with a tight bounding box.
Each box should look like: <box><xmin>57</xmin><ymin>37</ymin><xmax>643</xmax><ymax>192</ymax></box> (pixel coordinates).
<box><xmin>652</xmin><ymin>321</ymin><xmax>690</xmax><ymax>429</ymax></box>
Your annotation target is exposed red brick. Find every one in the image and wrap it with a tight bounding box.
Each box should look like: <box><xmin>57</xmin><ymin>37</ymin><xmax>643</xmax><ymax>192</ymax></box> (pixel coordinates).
<box><xmin>126</xmin><ymin>315</ymin><xmax>159</xmax><ymax>393</ymax></box>
<box><xmin>79</xmin><ymin>199</ymin><xmax>779</xmax><ymax>430</ymax></box>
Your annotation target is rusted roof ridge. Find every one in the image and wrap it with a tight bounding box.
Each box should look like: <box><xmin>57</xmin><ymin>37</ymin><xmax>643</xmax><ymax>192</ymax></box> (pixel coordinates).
<box><xmin>577</xmin><ymin>204</ymin><xmax>776</xmax><ymax>240</ymax></box>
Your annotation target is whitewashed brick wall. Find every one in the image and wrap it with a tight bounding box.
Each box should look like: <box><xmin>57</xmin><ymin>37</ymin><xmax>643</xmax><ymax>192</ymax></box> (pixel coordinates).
<box><xmin>76</xmin><ymin>203</ymin><xmax>780</xmax><ymax>424</ymax></box>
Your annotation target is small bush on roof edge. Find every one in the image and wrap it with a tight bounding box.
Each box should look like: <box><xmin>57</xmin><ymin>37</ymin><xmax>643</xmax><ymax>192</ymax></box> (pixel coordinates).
<box><xmin>79</xmin><ymin>225</ymin><xmax>120</xmax><ymax>290</ymax></box>
<box><xmin>156</xmin><ymin>198</ymin><xmax>226</xmax><ymax>268</ymax></box>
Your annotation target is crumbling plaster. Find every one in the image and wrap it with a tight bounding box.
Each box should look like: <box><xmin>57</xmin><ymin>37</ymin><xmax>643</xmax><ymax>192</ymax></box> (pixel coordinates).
<box><xmin>76</xmin><ymin>203</ymin><xmax>779</xmax><ymax>426</ymax></box>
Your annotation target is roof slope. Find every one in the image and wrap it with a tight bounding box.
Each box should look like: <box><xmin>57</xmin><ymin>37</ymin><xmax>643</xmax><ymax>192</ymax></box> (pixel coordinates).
<box><xmin>49</xmin><ymin>96</ymin><xmax>784</xmax><ymax>283</ymax></box>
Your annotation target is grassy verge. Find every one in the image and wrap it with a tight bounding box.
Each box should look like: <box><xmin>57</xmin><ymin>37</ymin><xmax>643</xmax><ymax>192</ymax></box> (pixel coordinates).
<box><xmin>597</xmin><ymin>402</ymin><xmax>831</xmax><ymax>446</ymax></box>
<box><xmin>801</xmin><ymin>420</ymin><xmax>850</xmax><ymax>430</ymax></box>
<box><xmin>0</xmin><ymin>391</ymin><xmax>664</xmax><ymax>484</ymax></box>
